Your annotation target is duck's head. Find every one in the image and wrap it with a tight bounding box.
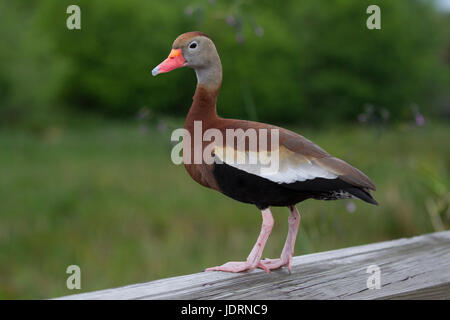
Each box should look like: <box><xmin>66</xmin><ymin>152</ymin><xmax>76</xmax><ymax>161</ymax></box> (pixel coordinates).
<box><xmin>152</xmin><ymin>31</ymin><xmax>222</xmax><ymax>88</ymax></box>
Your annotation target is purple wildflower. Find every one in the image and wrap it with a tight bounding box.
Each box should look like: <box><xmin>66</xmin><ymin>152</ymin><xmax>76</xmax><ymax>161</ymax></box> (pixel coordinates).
<box><xmin>415</xmin><ymin>113</ymin><xmax>425</xmax><ymax>126</ymax></box>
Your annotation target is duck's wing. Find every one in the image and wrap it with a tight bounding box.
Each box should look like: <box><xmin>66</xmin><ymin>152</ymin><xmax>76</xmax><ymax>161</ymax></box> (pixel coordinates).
<box><xmin>212</xmin><ymin>119</ymin><xmax>376</xmax><ymax>203</ymax></box>
<box><xmin>280</xmin><ymin>127</ymin><xmax>376</xmax><ymax>191</ymax></box>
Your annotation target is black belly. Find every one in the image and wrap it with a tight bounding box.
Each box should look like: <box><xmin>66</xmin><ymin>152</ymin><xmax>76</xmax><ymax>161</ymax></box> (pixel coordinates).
<box><xmin>212</xmin><ymin>162</ymin><xmax>376</xmax><ymax>209</ymax></box>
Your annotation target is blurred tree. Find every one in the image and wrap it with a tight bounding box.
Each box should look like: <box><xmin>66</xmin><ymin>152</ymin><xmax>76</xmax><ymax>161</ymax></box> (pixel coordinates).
<box><xmin>0</xmin><ymin>0</ymin><xmax>447</xmax><ymax>126</ymax></box>
<box><xmin>278</xmin><ymin>0</ymin><xmax>447</xmax><ymax>124</ymax></box>
<box><xmin>0</xmin><ymin>1</ymin><xmax>68</xmax><ymax>129</ymax></box>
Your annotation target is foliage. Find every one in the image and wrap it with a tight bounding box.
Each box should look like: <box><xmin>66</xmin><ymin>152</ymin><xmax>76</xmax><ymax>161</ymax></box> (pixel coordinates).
<box><xmin>0</xmin><ymin>1</ymin><xmax>448</xmax><ymax>300</ymax></box>
<box><xmin>0</xmin><ymin>121</ymin><xmax>448</xmax><ymax>298</ymax></box>
<box><xmin>0</xmin><ymin>1</ymin><xmax>69</xmax><ymax>129</ymax></box>
<box><xmin>0</xmin><ymin>0</ymin><xmax>448</xmax><ymax>126</ymax></box>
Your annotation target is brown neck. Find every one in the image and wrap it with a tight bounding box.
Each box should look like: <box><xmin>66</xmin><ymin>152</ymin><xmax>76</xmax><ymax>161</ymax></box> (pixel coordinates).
<box><xmin>185</xmin><ymin>84</ymin><xmax>220</xmax><ymax>130</ymax></box>
<box><xmin>185</xmin><ymin>42</ymin><xmax>222</xmax><ymax>130</ymax></box>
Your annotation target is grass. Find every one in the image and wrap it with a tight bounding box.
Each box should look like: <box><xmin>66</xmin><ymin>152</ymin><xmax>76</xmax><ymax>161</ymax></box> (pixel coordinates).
<box><xmin>0</xmin><ymin>120</ymin><xmax>449</xmax><ymax>299</ymax></box>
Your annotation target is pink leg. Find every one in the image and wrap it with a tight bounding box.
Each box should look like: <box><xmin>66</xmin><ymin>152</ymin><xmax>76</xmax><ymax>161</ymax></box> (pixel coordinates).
<box><xmin>259</xmin><ymin>205</ymin><xmax>300</xmax><ymax>272</ymax></box>
<box><xmin>205</xmin><ymin>208</ymin><xmax>274</xmax><ymax>273</ymax></box>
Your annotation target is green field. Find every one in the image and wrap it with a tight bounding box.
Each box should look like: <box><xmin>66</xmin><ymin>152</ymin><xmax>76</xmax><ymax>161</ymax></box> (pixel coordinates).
<box><xmin>0</xmin><ymin>121</ymin><xmax>449</xmax><ymax>299</ymax></box>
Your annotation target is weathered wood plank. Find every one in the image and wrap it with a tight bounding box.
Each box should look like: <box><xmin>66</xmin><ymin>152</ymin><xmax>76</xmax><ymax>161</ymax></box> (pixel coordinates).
<box><xmin>58</xmin><ymin>231</ymin><xmax>450</xmax><ymax>300</ymax></box>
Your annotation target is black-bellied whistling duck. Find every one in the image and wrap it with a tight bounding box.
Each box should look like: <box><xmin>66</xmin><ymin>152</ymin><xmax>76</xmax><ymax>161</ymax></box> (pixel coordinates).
<box><xmin>152</xmin><ymin>32</ymin><xmax>377</xmax><ymax>273</ymax></box>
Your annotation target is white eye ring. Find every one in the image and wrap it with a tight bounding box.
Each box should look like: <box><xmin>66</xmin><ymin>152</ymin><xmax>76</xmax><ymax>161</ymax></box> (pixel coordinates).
<box><xmin>189</xmin><ymin>41</ymin><xmax>198</xmax><ymax>50</ymax></box>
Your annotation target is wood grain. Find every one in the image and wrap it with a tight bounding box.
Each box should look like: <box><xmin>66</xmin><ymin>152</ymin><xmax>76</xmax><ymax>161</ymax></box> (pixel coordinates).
<box><xmin>57</xmin><ymin>231</ymin><xmax>450</xmax><ymax>300</ymax></box>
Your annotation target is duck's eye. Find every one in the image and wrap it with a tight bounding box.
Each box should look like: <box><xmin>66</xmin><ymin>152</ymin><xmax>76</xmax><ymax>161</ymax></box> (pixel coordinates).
<box><xmin>189</xmin><ymin>42</ymin><xmax>198</xmax><ymax>49</ymax></box>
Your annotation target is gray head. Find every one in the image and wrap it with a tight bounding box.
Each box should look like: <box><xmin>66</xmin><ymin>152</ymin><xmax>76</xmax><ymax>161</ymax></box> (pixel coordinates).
<box><xmin>152</xmin><ymin>32</ymin><xmax>222</xmax><ymax>89</ymax></box>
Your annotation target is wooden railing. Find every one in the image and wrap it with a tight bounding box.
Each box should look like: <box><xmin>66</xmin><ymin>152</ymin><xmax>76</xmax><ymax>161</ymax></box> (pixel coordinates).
<box><xmin>58</xmin><ymin>230</ymin><xmax>450</xmax><ymax>300</ymax></box>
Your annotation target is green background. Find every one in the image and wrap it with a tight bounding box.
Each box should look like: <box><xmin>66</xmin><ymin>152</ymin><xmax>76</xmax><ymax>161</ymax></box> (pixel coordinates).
<box><xmin>0</xmin><ymin>0</ymin><xmax>449</xmax><ymax>299</ymax></box>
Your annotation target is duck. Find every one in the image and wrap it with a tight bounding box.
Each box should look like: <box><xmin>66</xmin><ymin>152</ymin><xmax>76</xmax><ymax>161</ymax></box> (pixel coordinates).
<box><xmin>152</xmin><ymin>31</ymin><xmax>377</xmax><ymax>273</ymax></box>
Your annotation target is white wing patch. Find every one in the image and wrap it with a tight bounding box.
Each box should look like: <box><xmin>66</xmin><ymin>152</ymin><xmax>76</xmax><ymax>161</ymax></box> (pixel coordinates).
<box><xmin>214</xmin><ymin>145</ymin><xmax>337</xmax><ymax>184</ymax></box>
